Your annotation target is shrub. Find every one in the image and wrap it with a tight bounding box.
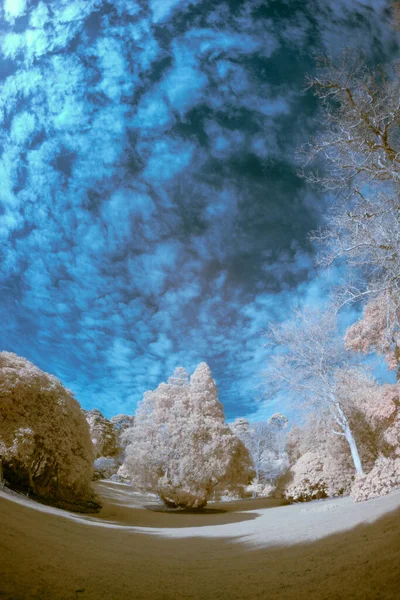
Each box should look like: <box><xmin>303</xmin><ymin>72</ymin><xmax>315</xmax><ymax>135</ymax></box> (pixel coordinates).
<box><xmin>351</xmin><ymin>456</ymin><xmax>400</xmax><ymax>502</ymax></box>
<box><xmin>284</xmin><ymin>450</ymin><xmax>354</xmax><ymax>502</ymax></box>
<box><xmin>0</xmin><ymin>352</ymin><xmax>95</xmax><ymax>508</ymax></box>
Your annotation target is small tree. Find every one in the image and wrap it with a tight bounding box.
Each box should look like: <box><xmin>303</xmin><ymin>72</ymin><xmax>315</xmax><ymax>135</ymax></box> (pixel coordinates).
<box><xmin>0</xmin><ymin>352</ymin><xmax>94</xmax><ymax>505</ymax></box>
<box><xmin>121</xmin><ymin>363</ymin><xmax>252</xmax><ymax>508</ymax></box>
<box><xmin>265</xmin><ymin>305</ymin><xmax>364</xmax><ymax>475</ymax></box>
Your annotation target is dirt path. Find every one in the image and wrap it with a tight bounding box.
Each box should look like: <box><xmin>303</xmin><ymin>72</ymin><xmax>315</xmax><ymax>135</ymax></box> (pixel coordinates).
<box><xmin>1</xmin><ymin>482</ymin><xmax>400</xmax><ymax>599</ymax></box>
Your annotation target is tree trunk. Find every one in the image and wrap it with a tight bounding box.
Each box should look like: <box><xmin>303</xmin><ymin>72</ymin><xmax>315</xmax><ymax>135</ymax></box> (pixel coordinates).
<box><xmin>332</xmin><ymin>401</ymin><xmax>364</xmax><ymax>476</ymax></box>
<box><xmin>344</xmin><ymin>426</ymin><xmax>364</xmax><ymax>475</ymax></box>
<box><xmin>253</xmin><ymin>469</ymin><xmax>259</xmax><ymax>499</ymax></box>
<box><xmin>0</xmin><ymin>460</ymin><xmax>3</xmax><ymax>485</ymax></box>
<box><xmin>28</xmin><ymin>470</ymin><xmax>37</xmax><ymax>495</ymax></box>
<box><xmin>395</xmin><ymin>344</ymin><xmax>400</xmax><ymax>382</ymax></box>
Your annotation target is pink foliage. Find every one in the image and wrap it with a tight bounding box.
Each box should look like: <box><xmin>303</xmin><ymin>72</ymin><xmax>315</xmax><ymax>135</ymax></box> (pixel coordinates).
<box><xmin>284</xmin><ymin>417</ymin><xmax>355</xmax><ymax>502</ymax></box>
<box><xmin>336</xmin><ymin>370</ymin><xmax>398</xmax><ymax>428</ymax></box>
<box><xmin>285</xmin><ymin>449</ymin><xmax>354</xmax><ymax>502</ymax></box>
<box><xmin>351</xmin><ymin>456</ymin><xmax>400</xmax><ymax>502</ymax></box>
<box><xmin>285</xmin><ymin>452</ymin><xmax>327</xmax><ymax>502</ymax></box>
<box><xmin>377</xmin><ymin>385</ymin><xmax>400</xmax><ymax>455</ymax></box>
<box><xmin>345</xmin><ymin>296</ymin><xmax>399</xmax><ymax>370</ymax></box>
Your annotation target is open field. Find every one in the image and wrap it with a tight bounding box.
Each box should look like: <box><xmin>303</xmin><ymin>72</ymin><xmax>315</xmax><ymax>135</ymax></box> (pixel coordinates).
<box><xmin>1</xmin><ymin>481</ymin><xmax>400</xmax><ymax>599</ymax></box>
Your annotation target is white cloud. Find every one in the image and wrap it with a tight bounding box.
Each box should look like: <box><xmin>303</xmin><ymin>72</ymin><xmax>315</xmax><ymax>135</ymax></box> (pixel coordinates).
<box><xmin>141</xmin><ymin>138</ymin><xmax>196</xmax><ymax>182</ymax></box>
<box><xmin>10</xmin><ymin>112</ymin><xmax>36</xmax><ymax>144</ymax></box>
<box><xmin>150</xmin><ymin>0</ymin><xmax>200</xmax><ymax>23</ymax></box>
<box><xmin>30</xmin><ymin>2</ymin><xmax>50</xmax><ymax>29</ymax></box>
<box><xmin>4</xmin><ymin>0</ymin><xmax>27</xmax><ymax>22</ymax></box>
<box><xmin>161</xmin><ymin>41</ymin><xmax>208</xmax><ymax>116</ymax></box>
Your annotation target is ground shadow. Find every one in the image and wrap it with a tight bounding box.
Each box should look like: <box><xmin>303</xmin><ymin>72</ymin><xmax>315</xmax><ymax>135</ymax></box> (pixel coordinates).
<box><xmin>146</xmin><ymin>505</ymin><xmax>228</xmax><ymax>514</ymax></box>
<box><xmin>94</xmin><ymin>481</ymin><xmax>286</xmax><ymax>528</ymax></box>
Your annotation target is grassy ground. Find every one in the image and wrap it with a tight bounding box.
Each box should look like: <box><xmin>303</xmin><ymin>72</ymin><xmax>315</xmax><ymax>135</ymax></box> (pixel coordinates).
<box><xmin>1</xmin><ymin>481</ymin><xmax>400</xmax><ymax>599</ymax></box>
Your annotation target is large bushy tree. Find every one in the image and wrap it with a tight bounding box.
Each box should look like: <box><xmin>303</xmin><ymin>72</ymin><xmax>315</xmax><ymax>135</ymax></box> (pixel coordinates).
<box><xmin>121</xmin><ymin>363</ymin><xmax>252</xmax><ymax>508</ymax></box>
<box><xmin>0</xmin><ymin>352</ymin><xmax>95</xmax><ymax>506</ymax></box>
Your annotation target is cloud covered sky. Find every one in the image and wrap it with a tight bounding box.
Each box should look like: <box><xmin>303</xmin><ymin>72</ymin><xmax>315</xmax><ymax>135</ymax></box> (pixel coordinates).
<box><xmin>0</xmin><ymin>0</ymin><xmax>398</xmax><ymax>419</ymax></box>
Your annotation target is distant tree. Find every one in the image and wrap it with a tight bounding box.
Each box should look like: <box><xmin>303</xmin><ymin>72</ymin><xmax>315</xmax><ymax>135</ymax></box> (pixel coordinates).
<box><xmin>111</xmin><ymin>414</ymin><xmax>135</xmax><ymax>446</ymax></box>
<box><xmin>85</xmin><ymin>409</ymin><xmax>119</xmax><ymax>459</ymax></box>
<box><xmin>267</xmin><ymin>413</ymin><xmax>290</xmax><ymax>469</ymax></box>
<box><xmin>230</xmin><ymin>414</ymin><xmax>289</xmax><ymax>496</ymax></box>
<box><xmin>268</xmin><ymin>413</ymin><xmax>289</xmax><ymax>430</ymax></box>
<box><xmin>0</xmin><ymin>352</ymin><xmax>94</xmax><ymax>506</ymax></box>
<box><xmin>93</xmin><ymin>456</ymin><xmax>118</xmax><ymax>480</ymax></box>
<box><xmin>121</xmin><ymin>363</ymin><xmax>253</xmax><ymax>508</ymax></box>
<box><xmin>229</xmin><ymin>417</ymin><xmax>250</xmax><ymax>439</ymax></box>
<box><xmin>266</xmin><ymin>305</ymin><xmax>365</xmax><ymax>475</ymax></box>
<box><xmin>111</xmin><ymin>414</ymin><xmax>135</xmax><ymax>433</ymax></box>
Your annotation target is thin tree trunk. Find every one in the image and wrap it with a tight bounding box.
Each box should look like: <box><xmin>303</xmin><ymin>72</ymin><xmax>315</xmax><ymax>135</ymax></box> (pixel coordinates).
<box><xmin>395</xmin><ymin>344</ymin><xmax>400</xmax><ymax>382</ymax></box>
<box><xmin>331</xmin><ymin>401</ymin><xmax>364</xmax><ymax>476</ymax></box>
<box><xmin>0</xmin><ymin>460</ymin><xmax>3</xmax><ymax>485</ymax></box>
<box><xmin>253</xmin><ymin>467</ymin><xmax>259</xmax><ymax>498</ymax></box>
<box><xmin>344</xmin><ymin>426</ymin><xmax>364</xmax><ymax>475</ymax></box>
<box><xmin>28</xmin><ymin>470</ymin><xmax>36</xmax><ymax>495</ymax></box>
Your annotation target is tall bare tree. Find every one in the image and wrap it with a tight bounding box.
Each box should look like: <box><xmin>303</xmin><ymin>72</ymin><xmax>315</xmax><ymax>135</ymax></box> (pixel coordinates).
<box><xmin>301</xmin><ymin>53</ymin><xmax>400</xmax><ymax>289</ymax></box>
<box><xmin>300</xmin><ymin>53</ymin><xmax>400</xmax><ymax>368</ymax></box>
<box><xmin>265</xmin><ymin>305</ymin><xmax>364</xmax><ymax>474</ymax></box>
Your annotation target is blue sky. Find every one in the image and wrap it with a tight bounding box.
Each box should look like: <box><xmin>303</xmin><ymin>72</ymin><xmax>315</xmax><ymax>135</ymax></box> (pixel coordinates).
<box><xmin>0</xmin><ymin>0</ymin><xmax>398</xmax><ymax>419</ymax></box>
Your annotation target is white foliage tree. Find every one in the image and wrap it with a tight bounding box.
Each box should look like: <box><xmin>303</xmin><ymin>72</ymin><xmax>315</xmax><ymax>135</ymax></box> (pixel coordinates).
<box><xmin>266</xmin><ymin>305</ymin><xmax>364</xmax><ymax>475</ymax></box>
<box><xmin>302</xmin><ymin>54</ymin><xmax>400</xmax><ymax>323</ymax></box>
<box><xmin>301</xmin><ymin>53</ymin><xmax>400</xmax><ymax>194</ymax></box>
<box><xmin>121</xmin><ymin>363</ymin><xmax>252</xmax><ymax>508</ymax></box>
<box><xmin>230</xmin><ymin>414</ymin><xmax>289</xmax><ymax>496</ymax></box>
